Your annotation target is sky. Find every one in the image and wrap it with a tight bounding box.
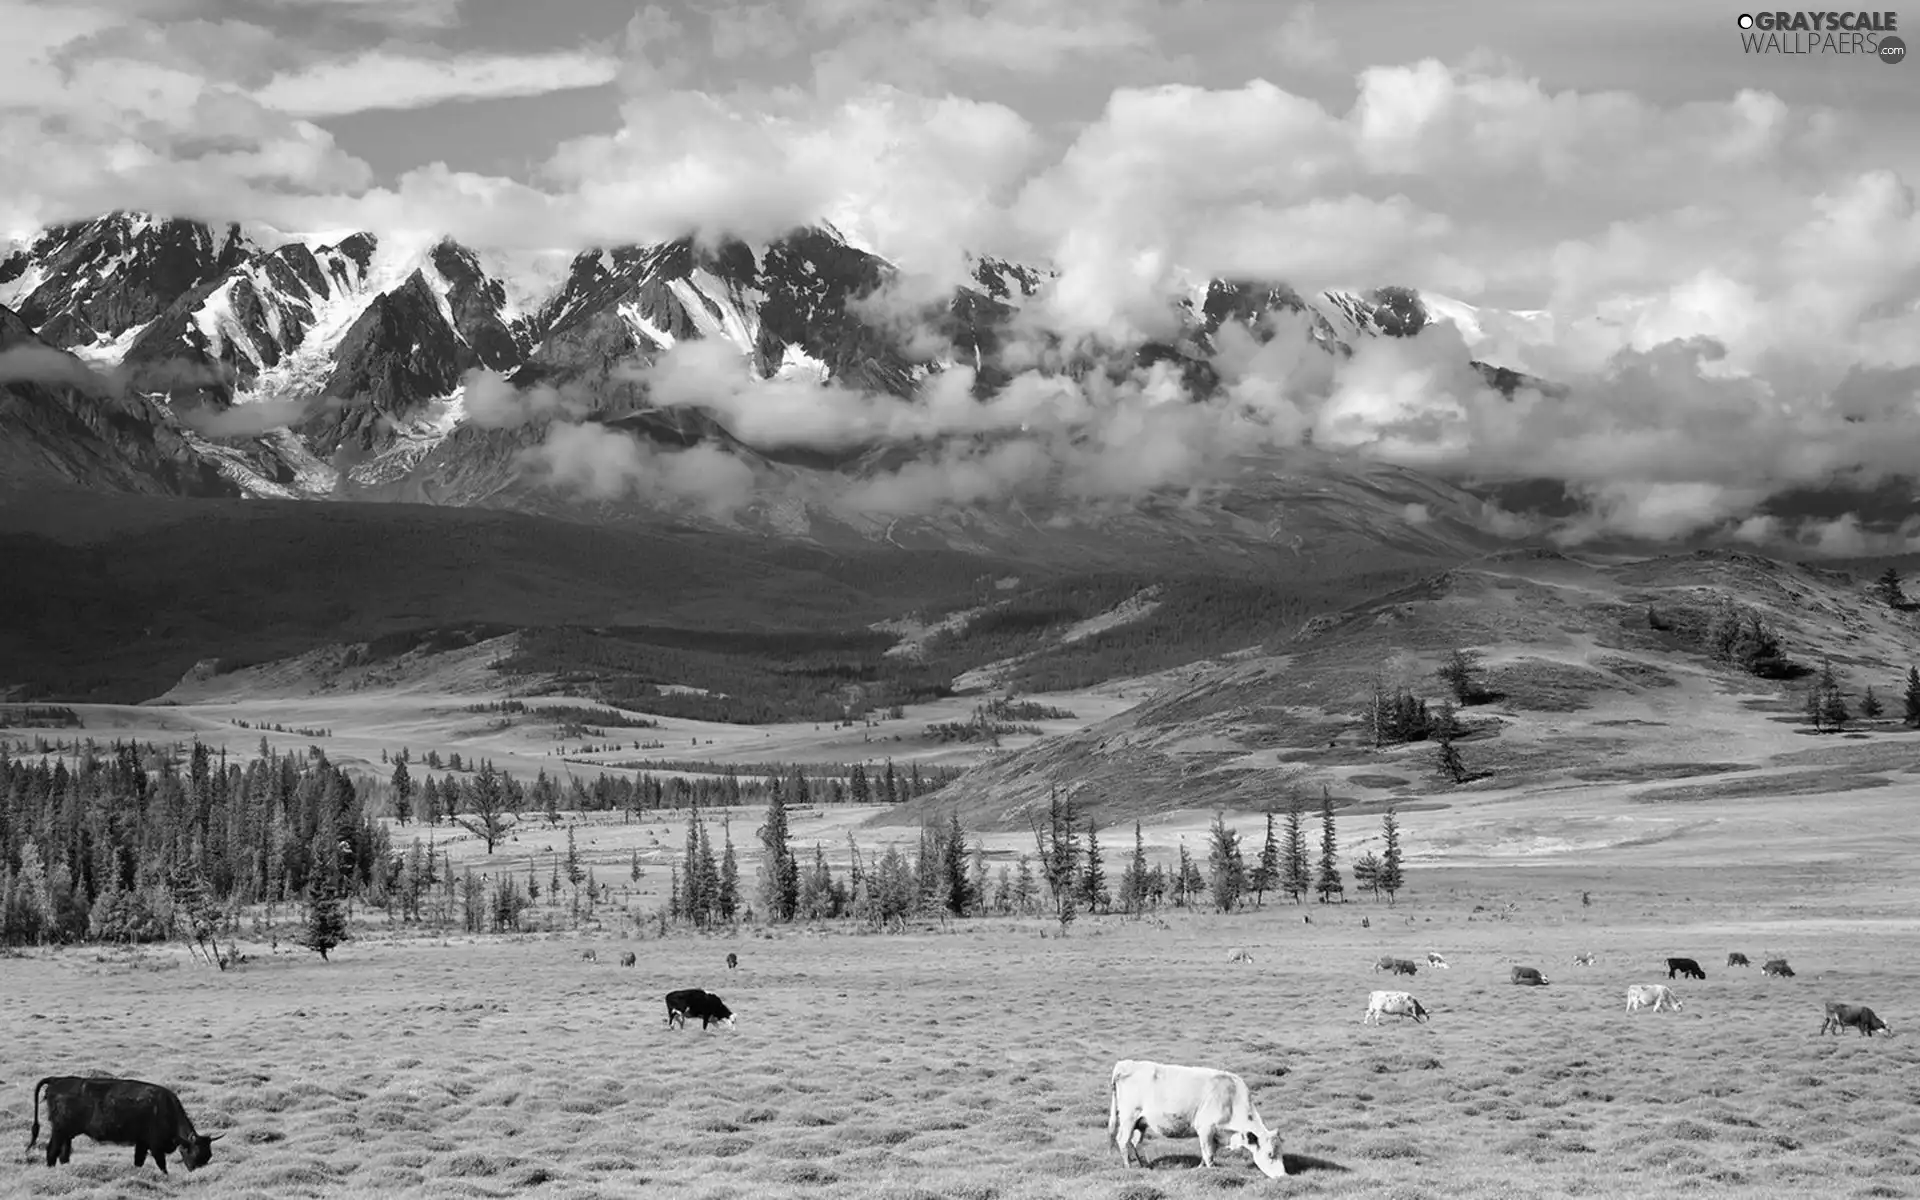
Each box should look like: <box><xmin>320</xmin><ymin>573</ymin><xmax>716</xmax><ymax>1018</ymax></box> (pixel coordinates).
<box><xmin>3</xmin><ymin>0</ymin><xmax>1919</xmax><ymax>549</ymax></box>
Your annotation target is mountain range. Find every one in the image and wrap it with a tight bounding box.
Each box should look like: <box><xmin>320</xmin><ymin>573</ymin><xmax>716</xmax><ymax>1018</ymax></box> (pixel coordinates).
<box><xmin>0</xmin><ymin>210</ymin><xmax>1559</xmax><ymax>563</ymax></box>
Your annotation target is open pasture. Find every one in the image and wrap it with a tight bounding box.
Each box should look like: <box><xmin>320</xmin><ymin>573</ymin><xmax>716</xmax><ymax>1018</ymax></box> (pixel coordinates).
<box><xmin>5</xmin><ymin>881</ymin><xmax>1919</xmax><ymax>1200</ymax></box>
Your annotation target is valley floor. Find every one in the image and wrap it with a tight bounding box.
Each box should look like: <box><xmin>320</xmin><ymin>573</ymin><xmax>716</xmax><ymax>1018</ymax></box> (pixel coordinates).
<box><xmin>4</xmin><ymin>865</ymin><xmax>1918</xmax><ymax>1200</ymax></box>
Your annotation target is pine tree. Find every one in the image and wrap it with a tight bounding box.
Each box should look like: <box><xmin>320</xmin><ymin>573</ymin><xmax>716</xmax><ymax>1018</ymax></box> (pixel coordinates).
<box><xmin>1174</xmin><ymin>842</ymin><xmax>1196</xmax><ymax>908</ymax></box>
<box><xmin>1379</xmin><ymin>808</ymin><xmax>1405</xmax><ymax>904</ymax></box>
<box><xmin>1206</xmin><ymin>812</ymin><xmax>1246</xmax><ymax>912</ymax></box>
<box><xmin>1013</xmin><ymin>853</ymin><xmax>1038</xmax><ymax>915</ymax></box>
<box><xmin>1250</xmin><ymin>811</ymin><xmax>1279</xmax><ymax>906</ymax></box>
<box><xmin>1080</xmin><ymin>820</ymin><xmax>1108</xmax><ymax>914</ymax></box>
<box><xmin>1281</xmin><ymin>792</ymin><xmax>1311</xmax><ymax>903</ymax></box>
<box><xmin>1122</xmin><ymin>820</ymin><xmax>1149</xmax><ymax>914</ymax></box>
<box><xmin>850</xmin><ymin>764</ymin><xmax>871</xmax><ymax>805</ymax></box>
<box><xmin>1435</xmin><ymin>701</ymin><xmax>1468</xmax><ymax>783</ymax></box>
<box><xmin>1437</xmin><ymin>648</ymin><xmax>1486</xmax><ymax>704</ymax></box>
<box><xmin>1315</xmin><ymin>789</ymin><xmax>1343</xmax><ymax>903</ymax></box>
<box><xmin>1862</xmin><ymin>685</ymin><xmax>1884</xmax><ymax>720</ymax></box>
<box><xmin>1874</xmin><ymin>566</ymin><xmax>1906</xmax><ymax>608</ymax></box>
<box><xmin>1905</xmin><ymin>666</ymin><xmax>1920</xmax><ymax>727</ymax></box>
<box><xmin>718</xmin><ymin>821</ymin><xmax>739</xmax><ymax>921</ymax></box>
<box><xmin>1814</xmin><ymin>657</ymin><xmax>1850</xmax><ymax>731</ymax></box>
<box><xmin>565</xmin><ymin>827</ymin><xmax>585</xmax><ymax>889</ymax></box>
<box><xmin>667</xmin><ymin>863</ymin><xmax>682</xmax><ymax>922</ymax></box>
<box><xmin>759</xmin><ymin>783</ymin><xmax>797</xmax><ymax>921</ymax></box>
<box><xmin>942</xmin><ymin>811</ymin><xmax>972</xmax><ymax>917</ymax></box>
<box><xmin>630</xmin><ymin>849</ymin><xmax>643</xmax><ymax>884</ymax></box>
<box><xmin>968</xmin><ymin>841</ymin><xmax>989</xmax><ymax>918</ymax></box>
<box><xmin>390</xmin><ymin>759</ymin><xmax>413</xmax><ymax>826</ymax></box>
<box><xmin>302</xmin><ymin>885</ymin><xmax>346</xmax><ymax>961</ymax></box>
<box><xmin>1352</xmin><ymin>850</ymin><xmax>1383</xmax><ymax>899</ymax></box>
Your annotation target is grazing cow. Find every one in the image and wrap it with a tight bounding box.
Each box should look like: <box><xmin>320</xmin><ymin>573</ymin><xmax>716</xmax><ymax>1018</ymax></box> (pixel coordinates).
<box><xmin>1427</xmin><ymin>952</ymin><xmax>1450</xmax><ymax>969</ymax></box>
<box><xmin>1573</xmin><ymin>951</ymin><xmax>1595</xmax><ymax>967</ymax></box>
<box><xmin>1511</xmin><ymin>966</ymin><xmax>1548</xmax><ymax>986</ymax></box>
<box><xmin>1106</xmin><ymin>1059</ymin><xmax>1287</xmax><ymax>1178</ymax></box>
<box><xmin>29</xmin><ymin>1077</ymin><xmax>222</xmax><ymax>1173</ymax></box>
<box><xmin>1727</xmin><ymin>952</ymin><xmax>1751</xmax><ymax>968</ymax></box>
<box><xmin>1386</xmin><ymin>958</ymin><xmax>1418</xmax><ymax>977</ymax></box>
<box><xmin>581</xmin><ymin>949</ymin><xmax>596</xmax><ymax>963</ymax></box>
<box><xmin>619</xmin><ymin>951</ymin><xmax>636</xmax><ymax>968</ymax></box>
<box><xmin>1227</xmin><ymin>947</ymin><xmax>1254</xmax><ymax>964</ymax></box>
<box><xmin>1666</xmin><ymin>957</ymin><xmax>1707</xmax><ymax>981</ymax></box>
<box><xmin>1364</xmin><ymin>990</ymin><xmax>1430</xmax><ymax>1024</ymax></box>
<box><xmin>1763</xmin><ymin>958</ymin><xmax>1795</xmax><ymax>978</ymax></box>
<box><xmin>1820</xmin><ymin>1002</ymin><xmax>1891</xmax><ymax>1038</ymax></box>
<box><xmin>726</xmin><ymin>952</ymin><xmax>738</xmax><ymax>970</ymax></box>
<box><xmin>1626</xmin><ymin>984</ymin><xmax>1684</xmax><ymax>1013</ymax></box>
<box><xmin>665</xmin><ymin>988</ymin><xmax>735</xmax><ymax>1030</ymax></box>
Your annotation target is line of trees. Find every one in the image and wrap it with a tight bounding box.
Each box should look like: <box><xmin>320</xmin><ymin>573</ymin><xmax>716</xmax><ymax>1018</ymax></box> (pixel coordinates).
<box><xmin>1804</xmin><ymin>659</ymin><xmax>1920</xmax><ymax>733</ymax></box>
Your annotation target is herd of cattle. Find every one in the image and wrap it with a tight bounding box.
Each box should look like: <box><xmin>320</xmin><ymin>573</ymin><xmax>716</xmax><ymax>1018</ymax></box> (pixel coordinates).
<box><xmin>23</xmin><ymin>941</ymin><xmax>1898</xmax><ymax>1178</ymax></box>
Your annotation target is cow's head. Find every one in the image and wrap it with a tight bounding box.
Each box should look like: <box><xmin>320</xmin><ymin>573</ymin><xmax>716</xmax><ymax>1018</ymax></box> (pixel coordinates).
<box><xmin>1228</xmin><ymin>1120</ymin><xmax>1288</xmax><ymax>1178</ymax></box>
<box><xmin>181</xmin><ymin>1133</ymin><xmax>222</xmax><ymax>1170</ymax></box>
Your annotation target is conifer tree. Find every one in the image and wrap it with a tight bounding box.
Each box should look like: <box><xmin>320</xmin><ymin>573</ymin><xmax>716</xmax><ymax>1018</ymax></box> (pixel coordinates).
<box><xmin>1315</xmin><ymin>789</ymin><xmax>1343</xmax><ymax>903</ymax></box>
<box><xmin>1379</xmin><ymin>808</ymin><xmax>1405</xmax><ymax>904</ymax></box>
<box><xmin>1123</xmin><ymin>820</ymin><xmax>1149</xmax><ymax>914</ymax></box>
<box><xmin>1281</xmin><ymin>793</ymin><xmax>1311</xmax><ymax>903</ymax></box>
<box><xmin>390</xmin><ymin>759</ymin><xmax>412</xmax><ymax>826</ymax></box>
<box><xmin>1874</xmin><ymin>566</ymin><xmax>1906</xmax><ymax>608</ymax></box>
<box><xmin>1251</xmin><ymin>811</ymin><xmax>1279</xmax><ymax>906</ymax></box>
<box><xmin>1080</xmin><ymin>819</ymin><xmax>1108</xmax><ymax>914</ymax></box>
<box><xmin>1207</xmin><ymin>812</ymin><xmax>1246</xmax><ymax>912</ymax></box>
<box><xmin>1904</xmin><ymin>666</ymin><xmax>1920</xmax><ymax>727</ymax></box>
<box><xmin>759</xmin><ymin>783</ymin><xmax>798</xmax><ymax>921</ymax></box>
<box><xmin>942</xmin><ymin>811</ymin><xmax>972</xmax><ymax>916</ymax></box>
<box><xmin>302</xmin><ymin>885</ymin><xmax>346</xmax><ymax>961</ymax></box>
<box><xmin>718</xmin><ymin>820</ymin><xmax>739</xmax><ymax>921</ymax></box>
<box><xmin>1013</xmin><ymin>853</ymin><xmax>1038</xmax><ymax>914</ymax></box>
<box><xmin>1862</xmin><ymin>685</ymin><xmax>1884</xmax><ymax>720</ymax></box>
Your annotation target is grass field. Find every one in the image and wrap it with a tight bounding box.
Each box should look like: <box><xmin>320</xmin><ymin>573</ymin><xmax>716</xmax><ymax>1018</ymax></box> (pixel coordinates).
<box><xmin>5</xmin><ymin>863</ymin><xmax>1919</xmax><ymax>1200</ymax></box>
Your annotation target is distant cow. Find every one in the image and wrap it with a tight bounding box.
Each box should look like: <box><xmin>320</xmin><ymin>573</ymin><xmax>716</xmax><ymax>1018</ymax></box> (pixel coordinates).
<box><xmin>1227</xmin><ymin>948</ymin><xmax>1254</xmax><ymax>964</ymax></box>
<box><xmin>619</xmin><ymin>951</ymin><xmax>636</xmax><ymax>968</ymax></box>
<box><xmin>1820</xmin><ymin>1002</ymin><xmax>1891</xmax><ymax>1038</ymax></box>
<box><xmin>726</xmin><ymin>952</ymin><xmax>738</xmax><ymax>970</ymax></box>
<box><xmin>29</xmin><ymin>1076</ymin><xmax>222</xmax><ymax>1173</ymax></box>
<box><xmin>1365</xmin><ymin>990</ymin><xmax>1430</xmax><ymax>1024</ymax></box>
<box><xmin>1573</xmin><ymin>952</ymin><xmax>1595</xmax><ymax>966</ymax></box>
<box><xmin>1626</xmin><ymin>983</ymin><xmax>1684</xmax><ymax>1013</ymax></box>
<box><xmin>1511</xmin><ymin>966</ymin><xmax>1548</xmax><ymax>986</ymax></box>
<box><xmin>1107</xmin><ymin>1059</ymin><xmax>1287</xmax><ymax>1178</ymax></box>
<box><xmin>1727</xmin><ymin>953</ymin><xmax>1751</xmax><ymax>968</ymax></box>
<box><xmin>1666</xmin><ymin>957</ymin><xmax>1707</xmax><ymax>981</ymax></box>
<box><xmin>1373</xmin><ymin>955</ymin><xmax>1397</xmax><ymax>972</ymax></box>
<box><xmin>1426</xmin><ymin>952</ymin><xmax>1450</xmax><ymax>969</ymax></box>
<box><xmin>1387</xmin><ymin>958</ymin><xmax>1418</xmax><ymax>976</ymax></box>
<box><xmin>1763</xmin><ymin>958</ymin><xmax>1795</xmax><ymax>978</ymax></box>
<box><xmin>581</xmin><ymin>949</ymin><xmax>596</xmax><ymax>963</ymax></box>
<box><xmin>666</xmin><ymin>988</ymin><xmax>735</xmax><ymax>1030</ymax></box>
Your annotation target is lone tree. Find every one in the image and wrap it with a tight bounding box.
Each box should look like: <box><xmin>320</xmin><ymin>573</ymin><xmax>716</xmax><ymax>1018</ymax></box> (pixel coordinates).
<box><xmin>1807</xmin><ymin>656</ymin><xmax>1849</xmax><ymax>732</ymax></box>
<box><xmin>1207</xmin><ymin>811</ymin><xmax>1246</xmax><ymax>912</ymax></box>
<box><xmin>453</xmin><ymin>762</ymin><xmax>516</xmax><ymax>853</ymax></box>
<box><xmin>1434</xmin><ymin>701</ymin><xmax>1469</xmax><ymax>783</ymax></box>
<box><xmin>1352</xmin><ymin>850</ymin><xmax>1384</xmax><ymax>899</ymax></box>
<box><xmin>302</xmin><ymin>886</ymin><xmax>346</xmax><ymax>961</ymax></box>
<box><xmin>1861</xmin><ymin>685</ymin><xmax>1884</xmax><ymax>720</ymax></box>
<box><xmin>1379</xmin><ymin>808</ymin><xmax>1405</xmax><ymax>904</ymax></box>
<box><xmin>1905</xmin><ymin>666</ymin><xmax>1920</xmax><ymax>727</ymax></box>
<box><xmin>1281</xmin><ymin>793</ymin><xmax>1311</xmax><ymax>903</ymax></box>
<box><xmin>1315</xmin><ymin>789</ymin><xmax>1344</xmax><ymax>903</ymax></box>
<box><xmin>1250</xmin><ymin>811</ymin><xmax>1280</xmax><ymax>906</ymax></box>
<box><xmin>1437</xmin><ymin>648</ymin><xmax>1488</xmax><ymax>704</ymax></box>
<box><xmin>1874</xmin><ymin>566</ymin><xmax>1906</xmax><ymax>608</ymax></box>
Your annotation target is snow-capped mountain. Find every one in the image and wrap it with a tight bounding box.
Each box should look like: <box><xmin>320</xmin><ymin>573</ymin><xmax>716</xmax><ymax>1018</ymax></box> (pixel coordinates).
<box><xmin>0</xmin><ymin>210</ymin><xmax>1551</xmax><ymax>532</ymax></box>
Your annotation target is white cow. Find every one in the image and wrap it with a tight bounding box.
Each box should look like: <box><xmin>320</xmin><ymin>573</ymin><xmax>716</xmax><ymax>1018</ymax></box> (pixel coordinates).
<box><xmin>1364</xmin><ymin>990</ymin><xmax>1431</xmax><ymax>1024</ymax></box>
<box><xmin>1625</xmin><ymin>983</ymin><xmax>1683</xmax><ymax>1013</ymax></box>
<box><xmin>1427</xmin><ymin>952</ymin><xmax>1450</xmax><ymax>969</ymax></box>
<box><xmin>1227</xmin><ymin>947</ymin><xmax>1254</xmax><ymax>964</ymax></box>
<box><xmin>1107</xmin><ymin>1059</ymin><xmax>1287</xmax><ymax>1178</ymax></box>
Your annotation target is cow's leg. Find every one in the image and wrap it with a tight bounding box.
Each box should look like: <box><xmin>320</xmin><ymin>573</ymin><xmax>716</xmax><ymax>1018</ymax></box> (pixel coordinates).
<box><xmin>135</xmin><ymin>1145</ymin><xmax>147</xmax><ymax>1167</ymax></box>
<box><xmin>1197</xmin><ymin>1124</ymin><xmax>1219</xmax><ymax>1167</ymax></box>
<box><xmin>44</xmin><ymin>1138</ymin><xmax>60</xmax><ymax>1167</ymax></box>
<box><xmin>154</xmin><ymin>1149</ymin><xmax>168</xmax><ymax>1174</ymax></box>
<box><xmin>58</xmin><ymin>1138</ymin><xmax>72</xmax><ymax>1164</ymax></box>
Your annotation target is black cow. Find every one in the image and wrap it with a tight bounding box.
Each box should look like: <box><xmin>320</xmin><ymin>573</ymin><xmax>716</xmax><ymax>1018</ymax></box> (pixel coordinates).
<box><xmin>1820</xmin><ymin>1002</ymin><xmax>1891</xmax><ymax>1037</ymax></box>
<box><xmin>1387</xmin><ymin>958</ymin><xmax>1418</xmax><ymax>977</ymax></box>
<box><xmin>1727</xmin><ymin>952</ymin><xmax>1751</xmax><ymax>968</ymax></box>
<box><xmin>726</xmin><ymin>952</ymin><xmax>738</xmax><ymax>970</ymax></box>
<box><xmin>666</xmin><ymin>988</ymin><xmax>735</xmax><ymax>1030</ymax></box>
<box><xmin>1511</xmin><ymin>966</ymin><xmax>1548</xmax><ymax>986</ymax></box>
<box><xmin>1666</xmin><ymin>957</ymin><xmax>1707</xmax><ymax>981</ymax></box>
<box><xmin>29</xmin><ymin>1076</ymin><xmax>222</xmax><ymax>1173</ymax></box>
<box><xmin>1763</xmin><ymin>958</ymin><xmax>1795</xmax><ymax>978</ymax></box>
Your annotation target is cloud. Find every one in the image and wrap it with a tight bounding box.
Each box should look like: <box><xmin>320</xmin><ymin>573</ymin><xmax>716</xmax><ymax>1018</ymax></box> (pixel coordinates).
<box><xmin>253</xmin><ymin>49</ymin><xmax>623</xmax><ymax>117</ymax></box>
<box><xmin>518</xmin><ymin>420</ymin><xmax>757</xmax><ymax>519</ymax></box>
<box><xmin>172</xmin><ymin>394</ymin><xmax>312</xmax><ymax>435</ymax></box>
<box><xmin>1271</xmin><ymin>4</ymin><xmax>1340</xmax><ymax>72</ymax></box>
<box><xmin>235</xmin><ymin>0</ymin><xmax>464</xmax><ymax>30</ymax></box>
<box><xmin>459</xmin><ymin>368</ymin><xmax>590</xmax><ymax>429</ymax></box>
<box><xmin>0</xmin><ymin>344</ymin><xmax>105</xmax><ymax>389</ymax></box>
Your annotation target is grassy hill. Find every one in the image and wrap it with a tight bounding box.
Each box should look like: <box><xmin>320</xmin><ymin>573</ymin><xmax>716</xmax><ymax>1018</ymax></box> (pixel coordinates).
<box><xmin>891</xmin><ymin>548</ymin><xmax>1920</xmax><ymax>831</ymax></box>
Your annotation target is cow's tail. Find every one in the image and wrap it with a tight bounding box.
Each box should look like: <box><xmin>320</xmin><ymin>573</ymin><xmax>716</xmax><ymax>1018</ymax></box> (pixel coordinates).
<box><xmin>28</xmin><ymin>1076</ymin><xmax>51</xmax><ymax>1149</ymax></box>
<box><xmin>1106</xmin><ymin>1064</ymin><xmax>1121</xmax><ymax>1139</ymax></box>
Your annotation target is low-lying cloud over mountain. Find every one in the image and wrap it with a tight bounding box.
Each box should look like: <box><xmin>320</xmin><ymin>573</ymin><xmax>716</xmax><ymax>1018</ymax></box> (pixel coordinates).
<box><xmin>2</xmin><ymin>0</ymin><xmax>1916</xmax><ymax>556</ymax></box>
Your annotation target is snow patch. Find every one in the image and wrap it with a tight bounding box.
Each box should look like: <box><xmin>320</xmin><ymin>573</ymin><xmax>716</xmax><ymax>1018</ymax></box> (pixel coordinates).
<box><xmin>1060</xmin><ymin>587</ymin><xmax>1164</xmax><ymax>645</ymax></box>
<box><xmin>618</xmin><ymin>301</ymin><xmax>677</xmax><ymax>350</ymax></box>
<box><xmin>72</xmin><ymin>320</ymin><xmax>152</xmax><ymax>367</ymax></box>
<box><xmin>773</xmin><ymin>342</ymin><xmax>829</xmax><ymax>383</ymax></box>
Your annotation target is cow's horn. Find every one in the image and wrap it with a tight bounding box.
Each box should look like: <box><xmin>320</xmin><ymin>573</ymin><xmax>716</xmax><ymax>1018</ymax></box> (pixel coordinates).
<box><xmin>208</xmin><ymin>1134</ymin><xmax>225</xmax><ymax>1142</ymax></box>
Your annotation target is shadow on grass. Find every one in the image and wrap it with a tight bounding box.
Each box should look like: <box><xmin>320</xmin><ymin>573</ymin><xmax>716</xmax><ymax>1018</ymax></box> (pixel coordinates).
<box><xmin>1139</xmin><ymin>1152</ymin><xmax>1351</xmax><ymax>1174</ymax></box>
